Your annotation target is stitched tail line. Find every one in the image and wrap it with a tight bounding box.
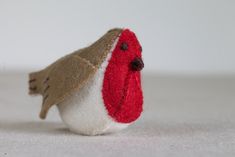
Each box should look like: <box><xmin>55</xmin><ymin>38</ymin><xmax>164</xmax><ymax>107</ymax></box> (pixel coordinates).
<box><xmin>29</xmin><ymin>72</ymin><xmax>41</xmax><ymax>95</ymax></box>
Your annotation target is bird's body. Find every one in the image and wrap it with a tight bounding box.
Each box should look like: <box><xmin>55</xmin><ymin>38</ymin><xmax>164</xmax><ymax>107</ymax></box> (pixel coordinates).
<box><xmin>58</xmin><ymin>47</ymin><xmax>129</xmax><ymax>135</ymax></box>
<box><xmin>29</xmin><ymin>28</ymin><xmax>144</xmax><ymax>135</ymax></box>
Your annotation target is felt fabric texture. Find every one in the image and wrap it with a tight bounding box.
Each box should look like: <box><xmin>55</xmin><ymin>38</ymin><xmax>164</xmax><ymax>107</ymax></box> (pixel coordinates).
<box><xmin>57</xmin><ymin>41</ymin><xmax>129</xmax><ymax>135</ymax></box>
<box><xmin>102</xmin><ymin>29</ymin><xmax>143</xmax><ymax>123</ymax></box>
<box><xmin>29</xmin><ymin>28</ymin><xmax>122</xmax><ymax>119</ymax></box>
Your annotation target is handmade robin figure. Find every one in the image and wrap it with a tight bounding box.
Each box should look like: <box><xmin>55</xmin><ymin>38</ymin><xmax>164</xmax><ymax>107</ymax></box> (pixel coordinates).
<box><xmin>28</xmin><ymin>28</ymin><xmax>144</xmax><ymax>135</ymax></box>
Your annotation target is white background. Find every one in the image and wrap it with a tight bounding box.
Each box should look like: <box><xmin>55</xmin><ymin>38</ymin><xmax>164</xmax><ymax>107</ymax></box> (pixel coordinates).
<box><xmin>0</xmin><ymin>0</ymin><xmax>235</xmax><ymax>75</ymax></box>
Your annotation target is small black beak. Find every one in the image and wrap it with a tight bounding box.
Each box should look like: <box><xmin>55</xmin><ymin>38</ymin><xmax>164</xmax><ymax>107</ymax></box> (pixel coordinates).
<box><xmin>130</xmin><ymin>57</ymin><xmax>144</xmax><ymax>71</ymax></box>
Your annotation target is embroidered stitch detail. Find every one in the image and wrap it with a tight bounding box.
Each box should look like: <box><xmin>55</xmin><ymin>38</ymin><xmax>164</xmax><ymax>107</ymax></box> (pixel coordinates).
<box><xmin>74</xmin><ymin>55</ymin><xmax>96</xmax><ymax>69</ymax></box>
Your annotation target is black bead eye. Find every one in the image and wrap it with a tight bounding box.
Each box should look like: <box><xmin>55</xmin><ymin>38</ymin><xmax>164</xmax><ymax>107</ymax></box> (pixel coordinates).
<box><xmin>139</xmin><ymin>46</ymin><xmax>142</xmax><ymax>52</ymax></box>
<box><xmin>120</xmin><ymin>42</ymin><xmax>128</xmax><ymax>51</ymax></box>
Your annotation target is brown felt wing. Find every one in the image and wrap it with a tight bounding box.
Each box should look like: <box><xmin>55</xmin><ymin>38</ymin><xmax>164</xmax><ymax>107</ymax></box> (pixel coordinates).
<box><xmin>39</xmin><ymin>54</ymin><xmax>97</xmax><ymax>119</ymax></box>
<box><xmin>28</xmin><ymin>28</ymin><xmax>122</xmax><ymax>119</ymax></box>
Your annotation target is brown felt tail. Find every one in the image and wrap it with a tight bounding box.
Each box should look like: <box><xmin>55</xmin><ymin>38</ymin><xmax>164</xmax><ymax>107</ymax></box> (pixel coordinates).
<box><xmin>28</xmin><ymin>71</ymin><xmax>43</xmax><ymax>95</ymax></box>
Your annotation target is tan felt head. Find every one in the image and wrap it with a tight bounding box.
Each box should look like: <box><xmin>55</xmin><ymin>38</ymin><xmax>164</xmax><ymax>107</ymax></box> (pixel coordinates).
<box><xmin>28</xmin><ymin>28</ymin><xmax>123</xmax><ymax>119</ymax></box>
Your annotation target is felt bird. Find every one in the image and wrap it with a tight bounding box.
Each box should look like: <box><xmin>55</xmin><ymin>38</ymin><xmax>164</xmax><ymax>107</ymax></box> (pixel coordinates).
<box><xmin>28</xmin><ymin>28</ymin><xmax>144</xmax><ymax>135</ymax></box>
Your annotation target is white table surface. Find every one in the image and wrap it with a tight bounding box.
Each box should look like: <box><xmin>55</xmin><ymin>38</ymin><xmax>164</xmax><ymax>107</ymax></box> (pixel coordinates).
<box><xmin>0</xmin><ymin>72</ymin><xmax>234</xmax><ymax>157</ymax></box>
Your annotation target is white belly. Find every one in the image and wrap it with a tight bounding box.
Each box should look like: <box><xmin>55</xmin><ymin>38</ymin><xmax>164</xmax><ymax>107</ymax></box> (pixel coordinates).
<box><xmin>57</xmin><ymin>52</ymin><xmax>129</xmax><ymax>135</ymax></box>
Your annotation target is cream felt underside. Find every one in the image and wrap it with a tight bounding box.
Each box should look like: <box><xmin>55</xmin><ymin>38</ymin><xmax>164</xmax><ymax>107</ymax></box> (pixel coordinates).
<box><xmin>57</xmin><ymin>38</ymin><xmax>129</xmax><ymax>135</ymax></box>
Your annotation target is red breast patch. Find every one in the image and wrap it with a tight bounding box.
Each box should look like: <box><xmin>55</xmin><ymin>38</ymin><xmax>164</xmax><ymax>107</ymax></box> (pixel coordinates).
<box><xmin>102</xmin><ymin>29</ymin><xmax>144</xmax><ymax>123</ymax></box>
